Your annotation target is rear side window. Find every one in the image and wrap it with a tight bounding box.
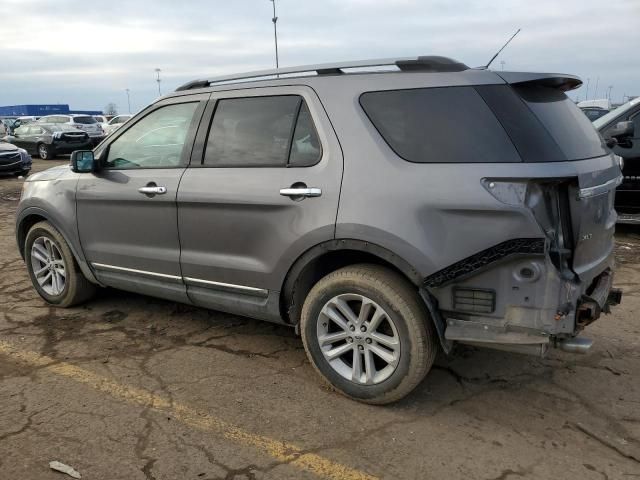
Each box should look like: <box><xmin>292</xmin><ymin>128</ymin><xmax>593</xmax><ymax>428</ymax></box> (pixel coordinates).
<box><xmin>204</xmin><ymin>95</ymin><xmax>321</xmax><ymax>167</ymax></box>
<box><xmin>512</xmin><ymin>85</ymin><xmax>607</xmax><ymax>160</ymax></box>
<box><xmin>73</xmin><ymin>116</ymin><xmax>97</xmax><ymax>124</ymax></box>
<box><xmin>360</xmin><ymin>87</ymin><xmax>520</xmax><ymax>163</ymax></box>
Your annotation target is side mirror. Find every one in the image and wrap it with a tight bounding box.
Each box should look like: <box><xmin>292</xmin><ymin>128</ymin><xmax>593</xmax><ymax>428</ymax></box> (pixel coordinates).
<box><xmin>70</xmin><ymin>150</ymin><xmax>99</xmax><ymax>173</ymax></box>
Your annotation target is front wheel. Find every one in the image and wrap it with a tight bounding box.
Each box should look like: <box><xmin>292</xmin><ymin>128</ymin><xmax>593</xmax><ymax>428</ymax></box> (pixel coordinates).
<box><xmin>300</xmin><ymin>264</ymin><xmax>437</xmax><ymax>404</ymax></box>
<box><xmin>25</xmin><ymin>221</ymin><xmax>95</xmax><ymax>307</ymax></box>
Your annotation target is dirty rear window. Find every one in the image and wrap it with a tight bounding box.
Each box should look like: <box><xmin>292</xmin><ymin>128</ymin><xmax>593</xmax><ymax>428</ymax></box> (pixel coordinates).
<box><xmin>73</xmin><ymin>116</ymin><xmax>97</xmax><ymax>124</ymax></box>
<box><xmin>360</xmin><ymin>86</ymin><xmax>521</xmax><ymax>163</ymax></box>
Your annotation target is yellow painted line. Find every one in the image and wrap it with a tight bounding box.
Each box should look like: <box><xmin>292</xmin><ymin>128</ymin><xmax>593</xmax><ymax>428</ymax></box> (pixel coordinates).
<box><xmin>0</xmin><ymin>340</ymin><xmax>376</xmax><ymax>480</ymax></box>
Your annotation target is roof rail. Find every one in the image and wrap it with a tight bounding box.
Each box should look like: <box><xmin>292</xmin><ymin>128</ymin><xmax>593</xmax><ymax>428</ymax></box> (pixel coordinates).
<box><xmin>175</xmin><ymin>55</ymin><xmax>468</xmax><ymax>91</ymax></box>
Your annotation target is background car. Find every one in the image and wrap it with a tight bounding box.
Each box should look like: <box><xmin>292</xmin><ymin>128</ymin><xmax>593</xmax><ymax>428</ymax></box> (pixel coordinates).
<box><xmin>594</xmin><ymin>97</ymin><xmax>640</xmax><ymax>223</ymax></box>
<box><xmin>37</xmin><ymin>114</ymin><xmax>105</xmax><ymax>145</ymax></box>
<box><xmin>6</xmin><ymin>124</ymin><xmax>92</xmax><ymax>160</ymax></box>
<box><xmin>93</xmin><ymin>115</ymin><xmax>113</xmax><ymax>131</ymax></box>
<box><xmin>581</xmin><ymin>106</ymin><xmax>610</xmax><ymax>121</ymax></box>
<box><xmin>0</xmin><ymin>142</ymin><xmax>31</xmax><ymax>176</ymax></box>
<box><xmin>103</xmin><ymin>114</ymin><xmax>132</xmax><ymax>135</ymax></box>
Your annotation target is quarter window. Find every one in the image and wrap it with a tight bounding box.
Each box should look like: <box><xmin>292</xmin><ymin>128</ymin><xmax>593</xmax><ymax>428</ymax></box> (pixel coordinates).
<box><xmin>360</xmin><ymin>86</ymin><xmax>521</xmax><ymax>163</ymax></box>
<box><xmin>203</xmin><ymin>95</ymin><xmax>321</xmax><ymax>167</ymax></box>
<box><xmin>104</xmin><ymin>102</ymin><xmax>199</xmax><ymax>170</ymax></box>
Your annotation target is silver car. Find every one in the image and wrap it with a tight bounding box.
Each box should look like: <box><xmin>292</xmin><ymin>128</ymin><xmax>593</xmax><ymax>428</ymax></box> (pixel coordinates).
<box><xmin>37</xmin><ymin>114</ymin><xmax>105</xmax><ymax>145</ymax></box>
<box><xmin>15</xmin><ymin>56</ymin><xmax>624</xmax><ymax>404</ymax></box>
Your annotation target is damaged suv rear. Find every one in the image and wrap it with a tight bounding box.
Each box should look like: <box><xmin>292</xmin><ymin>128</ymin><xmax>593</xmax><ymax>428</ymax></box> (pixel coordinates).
<box><xmin>16</xmin><ymin>56</ymin><xmax>622</xmax><ymax>404</ymax></box>
<box><xmin>356</xmin><ymin>70</ymin><xmax>622</xmax><ymax>359</ymax></box>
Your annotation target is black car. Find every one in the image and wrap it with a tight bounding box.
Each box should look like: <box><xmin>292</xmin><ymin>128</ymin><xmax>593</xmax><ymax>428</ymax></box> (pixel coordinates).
<box><xmin>6</xmin><ymin>124</ymin><xmax>92</xmax><ymax>160</ymax></box>
<box><xmin>0</xmin><ymin>142</ymin><xmax>31</xmax><ymax>176</ymax></box>
<box><xmin>594</xmin><ymin>98</ymin><xmax>640</xmax><ymax>223</ymax></box>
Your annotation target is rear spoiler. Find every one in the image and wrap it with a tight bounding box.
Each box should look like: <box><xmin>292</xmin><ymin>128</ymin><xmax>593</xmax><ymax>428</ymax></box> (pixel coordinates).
<box><xmin>497</xmin><ymin>72</ymin><xmax>582</xmax><ymax>92</ymax></box>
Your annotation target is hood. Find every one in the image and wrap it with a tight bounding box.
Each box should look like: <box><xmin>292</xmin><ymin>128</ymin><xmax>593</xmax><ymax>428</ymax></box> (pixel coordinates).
<box><xmin>0</xmin><ymin>142</ymin><xmax>19</xmax><ymax>152</ymax></box>
<box><xmin>25</xmin><ymin>164</ymin><xmax>73</xmax><ymax>182</ymax></box>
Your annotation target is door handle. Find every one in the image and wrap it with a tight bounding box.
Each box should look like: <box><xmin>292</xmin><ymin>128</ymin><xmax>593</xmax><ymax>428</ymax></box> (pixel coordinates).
<box><xmin>279</xmin><ymin>187</ymin><xmax>322</xmax><ymax>198</ymax></box>
<box><xmin>138</xmin><ymin>186</ymin><xmax>167</xmax><ymax>195</ymax></box>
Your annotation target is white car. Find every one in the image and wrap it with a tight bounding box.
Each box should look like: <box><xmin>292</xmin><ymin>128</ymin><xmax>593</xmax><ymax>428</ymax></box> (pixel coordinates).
<box><xmin>37</xmin><ymin>114</ymin><xmax>105</xmax><ymax>144</ymax></box>
<box><xmin>104</xmin><ymin>114</ymin><xmax>132</xmax><ymax>135</ymax></box>
<box><xmin>93</xmin><ymin>115</ymin><xmax>112</xmax><ymax>131</ymax></box>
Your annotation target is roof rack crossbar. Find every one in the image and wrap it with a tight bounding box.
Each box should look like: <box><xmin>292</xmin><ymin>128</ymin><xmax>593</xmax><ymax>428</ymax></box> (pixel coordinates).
<box><xmin>175</xmin><ymin>56</ymin><xmax>468</xmax><ymax>91</ymax></box>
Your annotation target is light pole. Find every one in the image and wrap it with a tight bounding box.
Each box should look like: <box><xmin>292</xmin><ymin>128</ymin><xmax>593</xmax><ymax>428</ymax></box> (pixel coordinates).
<box><xmin>585</xmin><ymin>78</ymin><xmax>590</xmax><ymax>101</ymax></box>
<box><xmin>500</xmin><ymin>60</ymin><xmax>505</xmax><ymax>71</ymax></box>
<box><xmin>593</xmin><ymin>76</ymin><xmax>599</xmax><ymax>100</ymax></box>
<box><xmin>125</xmin><ymin>88</ymin><xmax>131</xmax><ymax>114</ymax></box>
<box><xmin>269</xmin><ymin>0</ymin><xmax>279</xmax><ymax>70</ymax></box>
<box><xmin>607</xmin><ymin>85</ymin><xmax>613</xmax><ymax>101</ymax></box>
<box><xmin>155</xmin><ymin>68</ymin><xmax>162</xmax><ymax>96</ymax></box>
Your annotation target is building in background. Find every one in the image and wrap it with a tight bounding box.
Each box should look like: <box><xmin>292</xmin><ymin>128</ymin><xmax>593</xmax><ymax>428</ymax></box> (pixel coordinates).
<box><xmin>0</xmin><ymin>104</ymin><xmax>102</xmax><ymax>117</ymax></box>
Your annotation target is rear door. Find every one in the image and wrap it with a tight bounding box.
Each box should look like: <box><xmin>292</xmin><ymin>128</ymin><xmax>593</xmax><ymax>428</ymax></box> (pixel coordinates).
<box><xmin>76</xmin><ymin>95</ymin><xmax>207</xmax><ymax>302</ymax></box>
<box><xmin>177</xmin><ymin>86</ymin><xmax>342</xmax><ymax>319</ymax></box>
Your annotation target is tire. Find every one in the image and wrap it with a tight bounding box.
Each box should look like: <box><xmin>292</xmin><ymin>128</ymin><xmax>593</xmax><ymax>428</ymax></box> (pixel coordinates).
<box><xmin>37</xmin><ymin>143</ymin><xmax>55</xmax><ymax>160</ymax></box>
<box><xmin>14</xmin><ymin>169</ymin><xmax>30</xmax><ymax>177</ymax></box>
<box><xmin>25</xmin><ymin>221</ymin><xmax>95</xmax><ymax>307</ymax></box>
<box><xmin>300</xmin><ymin>264</ymin><xmax>437</xmax><ymax>405</ymax></box>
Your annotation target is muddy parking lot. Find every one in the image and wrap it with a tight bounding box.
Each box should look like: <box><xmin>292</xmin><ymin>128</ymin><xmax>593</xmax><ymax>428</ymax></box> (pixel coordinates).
<box><xmin>0</xmin><ymin>159</ymin><xmax>639</xmax><ymax>480</ymax></box>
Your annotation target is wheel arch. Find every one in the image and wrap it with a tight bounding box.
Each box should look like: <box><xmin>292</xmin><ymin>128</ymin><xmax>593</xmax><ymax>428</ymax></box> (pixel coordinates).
<box><xmin>280</xmin><ymin>239</ymin><xmax>423</xmax><ymax>327</ymax></box>
<box><xmin>16</xmin><ymin>208</ymin><xmax>100</xmax><ymax>285</ymax></box>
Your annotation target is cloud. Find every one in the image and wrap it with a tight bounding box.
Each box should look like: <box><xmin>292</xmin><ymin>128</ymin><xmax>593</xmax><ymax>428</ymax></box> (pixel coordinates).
<box><xmin>0</xmin><ymin>0</ymin><xmax>638</xmax><ymax>112</ymax></box>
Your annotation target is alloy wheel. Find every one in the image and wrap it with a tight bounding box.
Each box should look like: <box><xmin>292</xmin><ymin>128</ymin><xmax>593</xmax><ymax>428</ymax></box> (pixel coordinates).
<box><xmin>30</xmin><ymin>236</ymin><xmax>66</xmax><ymax>296</ymax></box>
<box><xmin>316</xmin><ymin>293</ymin><xmax>401</xmax><ymax>385</ymax></box>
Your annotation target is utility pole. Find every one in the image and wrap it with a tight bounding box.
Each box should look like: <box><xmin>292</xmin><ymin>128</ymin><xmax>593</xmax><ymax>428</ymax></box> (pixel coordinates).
<box><xmin>125</xmin><ymin>88</ymin><xmax>131</xmax><ymax>114</ymax></box>
<box><xmin>585</xmin><ymin>78</ymin><xmax>590</xmax><ymax>101</ymax></box>
<box><xmin>269</xmin><ymin>0</ymin><xmax>279</xmax><ymax>70</ymax></box>
<box><xmin>155</xmin><ymin>68</ymin><xmax>162</xmax><ymax>96</ymax></box>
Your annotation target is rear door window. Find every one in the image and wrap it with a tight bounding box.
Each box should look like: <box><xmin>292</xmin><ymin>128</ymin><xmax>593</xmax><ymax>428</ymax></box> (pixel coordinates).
<box><xmin>360</xmin><ymin>87</ymin><xmax>521</xmax><ymax>163</ymax></box>
<box><xmin>73</xmin><ymin>116</ymin><xmax>97</xmax><ymax>124</ymax></box>
<box><xmin>203</xmin><ymin>95</ymin><xmax>321</xmax><ymax>167</ymax></box>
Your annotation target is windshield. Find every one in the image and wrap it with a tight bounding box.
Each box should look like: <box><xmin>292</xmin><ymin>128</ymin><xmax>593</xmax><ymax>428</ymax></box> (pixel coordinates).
<box><xmin>593</xmin><ymin>97</ymin><xmax>640</xmax><ymax>129</ymax></box>
<box><xmin>73</xmin><ymin>116</ymin><xmax>97</xmax><ymax>124</ymax></box>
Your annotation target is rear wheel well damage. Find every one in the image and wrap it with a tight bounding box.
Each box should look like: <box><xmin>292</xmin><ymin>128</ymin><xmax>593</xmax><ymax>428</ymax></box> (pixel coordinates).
<box><xmin>280</xmin><ymin>239</ymin><xmax>427</xmax><ymax>326</ymax></box>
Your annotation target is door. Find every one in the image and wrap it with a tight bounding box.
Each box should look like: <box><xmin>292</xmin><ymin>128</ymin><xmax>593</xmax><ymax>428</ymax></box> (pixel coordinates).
<box><xmin>611</xmin><ymin>108</ymin><xmax>640</xmax><ymax>213</ymax></box>
<box><xmin>76</xmin><ymin>96</ymin><xmax>207</xmax><ymax>302</ymax></box>
<box><xmin>177</xmin><ymin>87</ymin><xmax>343</xmax><ymax>320</ymax></box>
<box><xmin>10</xmin><ymin>126</ymin><xmax>32</xmax><ymax>151</ymax></box>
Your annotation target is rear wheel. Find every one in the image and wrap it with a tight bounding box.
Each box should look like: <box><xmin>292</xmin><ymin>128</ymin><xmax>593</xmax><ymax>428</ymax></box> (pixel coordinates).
<box><xmin>300</xmin><ymin>264</ymin><xmax>437</xmax><ymax>404</ymax></box>
<box><xmin>38</xmin><ymin>143</ymin><xmax>55</xmax><ymax>160</ymax></box>
<box><xmin>25</xmin><ymin>221</ymin><xmax>95</xmax><ymax>307</ymax></box>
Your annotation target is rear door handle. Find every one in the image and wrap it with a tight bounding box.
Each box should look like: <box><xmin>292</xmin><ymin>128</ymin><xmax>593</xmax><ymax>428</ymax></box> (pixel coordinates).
<box><xmin>138</xmin><ymin>186</ymin><xmax>167</xmax><ymax>195</ymax></box>
<box><xmin>279</xmin><ymin>187</ymin><xmax>322</xmax><ymax>198</ymax></box>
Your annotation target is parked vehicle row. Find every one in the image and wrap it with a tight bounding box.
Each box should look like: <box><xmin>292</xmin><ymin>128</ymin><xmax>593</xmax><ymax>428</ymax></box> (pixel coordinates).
<box><xmin>5</xmin><ymin>124</ymin><xmax>92</xmax><ymax>160</ymax></box>
<box><xmin>16</xmin><ymin>56</ymin><xmax>626</xmax><ymax>403</ymax></box>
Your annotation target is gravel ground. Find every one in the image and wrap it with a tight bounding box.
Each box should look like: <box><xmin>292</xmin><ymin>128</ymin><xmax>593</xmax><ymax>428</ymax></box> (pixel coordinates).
<box><xmin>0</xmin><ymin>158</ymin><xmax>639</xmax><ymax>480</ymax></box>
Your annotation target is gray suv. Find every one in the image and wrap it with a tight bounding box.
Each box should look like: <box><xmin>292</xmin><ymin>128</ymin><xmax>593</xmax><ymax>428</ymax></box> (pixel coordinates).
<box><xmin>16</xmin><ymin>56</ymin><xmax>622</xmax><ymax>404</ymax></box>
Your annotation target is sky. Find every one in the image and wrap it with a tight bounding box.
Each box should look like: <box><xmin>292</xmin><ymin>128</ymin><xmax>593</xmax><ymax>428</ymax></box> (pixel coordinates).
<box><xmin>0</xmin><ymin>0</ymin><xmax>638</xmax><ymax>113</ymax></box>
